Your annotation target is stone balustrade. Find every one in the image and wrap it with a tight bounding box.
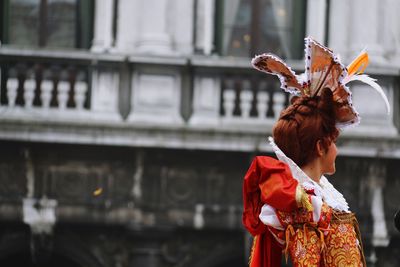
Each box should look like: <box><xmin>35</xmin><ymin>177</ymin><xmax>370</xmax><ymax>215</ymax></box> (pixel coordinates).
<box><xmin>190</xmin><ymin>74</ymin><xmax>287</xmax><ymax>129</ymax></box>
<box><xmin>0</xmin><ymin>49</ymin><xmax>122</xmax><ymax>123</ymax></box>
<box><xmin>4</xmin><ymin>66</ymin><xmax>88</xmax><ymax>111</ymax></box>
<box><xmin>221</xmin><ymin>79</ymin><xmax>286</xmax><ymax>120</ymax></box>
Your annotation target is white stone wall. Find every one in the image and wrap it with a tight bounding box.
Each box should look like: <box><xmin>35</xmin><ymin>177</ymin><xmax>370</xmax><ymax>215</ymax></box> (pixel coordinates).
<box><xmin>93</xmin><ymin>0</ymin><xmax>195</xmax><ymax>55</ymax></box>
<box><xmin>328</xmin><ymin>0</ymin><xmax>400</xmax><ymax>65</ymax></box>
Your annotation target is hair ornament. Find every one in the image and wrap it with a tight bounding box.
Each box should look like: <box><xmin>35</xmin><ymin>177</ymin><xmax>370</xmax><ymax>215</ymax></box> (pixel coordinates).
<box><xmin>251</xmin><ymin>37</ymin><xmax>390</xmax><ymax>129</ymax></box>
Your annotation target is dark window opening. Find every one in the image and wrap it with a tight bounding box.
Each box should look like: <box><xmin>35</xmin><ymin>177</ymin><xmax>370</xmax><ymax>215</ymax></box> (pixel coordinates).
<box><xmin>1</xmin><ymin>0</ymin><xmax>94</xmax><ymax>50</ymax></box>
<box><xmin>215</xmin><ymin>0</ymin><xmax>306</xmax><ymax>59</ymax></box>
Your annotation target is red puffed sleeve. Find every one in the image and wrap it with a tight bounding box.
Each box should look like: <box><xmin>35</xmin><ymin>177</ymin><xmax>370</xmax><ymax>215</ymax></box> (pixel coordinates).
<box><xmin>242</xmin><ymin>156</ymin><xmax>299</xmax><ymax>236</ymax></box>
<box><xmin>243</xmin><ymin>156</ymin><xmax>300</xmax><ymax>267</ymax></box>
<box><xmin>259</xmin><ymin>164</ymin><xmax>299</xmax><ymax>212</ymax></box>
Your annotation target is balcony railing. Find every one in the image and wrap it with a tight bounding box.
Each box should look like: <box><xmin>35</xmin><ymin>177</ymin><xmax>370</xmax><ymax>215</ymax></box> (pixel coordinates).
<box><xmin>0</xmin><ymin>48</ymin><xmax>122</xmax><ymax>123</ymax></box>
<box><xmin>3</xmin><ymin>63</ymin><xmax>88</xmax><ymax>110</ymax></box>
<box><xmin>190</xmin><ymin>73</ymin><xmax>288</xmax><ymax>130</ymax></box>
<box><xmin>0</xmin><ymin>47</ymin><xmax>398</xmax><ymax>153</ymax></box>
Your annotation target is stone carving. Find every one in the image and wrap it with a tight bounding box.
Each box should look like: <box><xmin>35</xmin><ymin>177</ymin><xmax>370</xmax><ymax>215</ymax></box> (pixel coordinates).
<box><xmin>160</xmin><ymin>167</ymin><xmax>197</xmax><ymax>206</ymax></box>
<box><xmin>47</xmin><ymin>165</ymin><xmax>105</xmax><ymax>204</ymax></box>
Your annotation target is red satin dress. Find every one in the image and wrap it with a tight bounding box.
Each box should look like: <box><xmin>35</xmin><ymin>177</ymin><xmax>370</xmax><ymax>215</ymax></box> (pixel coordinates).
<box><xmin>242</xmin><ymin>156</ymin><xmax>365</xmax><ymax>267</ymax></box>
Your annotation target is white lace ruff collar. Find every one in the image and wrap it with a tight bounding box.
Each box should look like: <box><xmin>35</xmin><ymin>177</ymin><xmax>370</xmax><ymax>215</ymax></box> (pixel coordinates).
<box><xmin>268</xmin><ymin>137</ymin><xmax>350</xmax><ymax>212</ymax></box>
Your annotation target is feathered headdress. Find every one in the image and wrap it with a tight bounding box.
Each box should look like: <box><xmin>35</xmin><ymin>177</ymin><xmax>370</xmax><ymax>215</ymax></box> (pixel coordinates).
<box><xmin>251</xmin><ymin>37</ymin><xmax>390</xmax><ymax>128</ymax></box>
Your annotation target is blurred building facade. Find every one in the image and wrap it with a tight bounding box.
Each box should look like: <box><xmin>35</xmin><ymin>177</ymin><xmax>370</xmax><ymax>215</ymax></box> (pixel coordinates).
<box><xmin>0</xmin><ymin>0</ymin><xmax>399</xmax><ymax>266</ymax></box>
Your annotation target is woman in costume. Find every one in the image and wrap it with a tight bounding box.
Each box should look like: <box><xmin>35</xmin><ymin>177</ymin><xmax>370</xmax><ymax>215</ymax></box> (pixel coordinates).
<box><xmin>242</xmin><ymin>37</ymin><xmax>390</xmax><ymax>267</ymax></box>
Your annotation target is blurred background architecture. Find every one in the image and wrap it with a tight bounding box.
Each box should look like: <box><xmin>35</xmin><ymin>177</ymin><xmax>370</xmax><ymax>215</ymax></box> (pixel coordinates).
<box><xmin>0</xmin><ymin>0</ymin><xmax>399</xmax><ymax>266</ymax></box>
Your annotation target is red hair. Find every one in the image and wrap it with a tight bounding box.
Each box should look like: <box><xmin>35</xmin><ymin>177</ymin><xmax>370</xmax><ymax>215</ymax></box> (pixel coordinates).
<box><xmin>272</xmin><ymin>88</ymin><xmax>339</xmax><ymax>167</ymax></box>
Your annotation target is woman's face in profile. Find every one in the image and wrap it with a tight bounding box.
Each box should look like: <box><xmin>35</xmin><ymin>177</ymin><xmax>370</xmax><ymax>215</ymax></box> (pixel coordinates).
<box><xmin>321</xmin><ymin>141</ymin><xmax>338</xmax><ymax>175</ymax></box>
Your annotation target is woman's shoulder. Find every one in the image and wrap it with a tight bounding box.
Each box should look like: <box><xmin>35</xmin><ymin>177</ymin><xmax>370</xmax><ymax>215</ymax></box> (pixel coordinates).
<box><xmin>251</xmin><ymin>155</ymin><xmax>289</xmax><ymax>169</ymax></box>
<box><xmin>245</xmin><ymin>156</ymin><xmax>292</xmax><ymax>184</ymax></box>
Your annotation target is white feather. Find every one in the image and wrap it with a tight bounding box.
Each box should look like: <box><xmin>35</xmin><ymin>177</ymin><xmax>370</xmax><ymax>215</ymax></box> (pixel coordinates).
<box><xmin>344</xmin><ymin>74</ymin><xmax>390</xmax><ymax>114</ymax></box>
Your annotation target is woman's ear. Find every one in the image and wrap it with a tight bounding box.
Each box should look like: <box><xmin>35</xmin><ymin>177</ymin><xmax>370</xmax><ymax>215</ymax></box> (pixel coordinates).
<box><xmin>316</xmin><ymin>140</ymin><xmax>324</xmax><ymax>156</ymax></box>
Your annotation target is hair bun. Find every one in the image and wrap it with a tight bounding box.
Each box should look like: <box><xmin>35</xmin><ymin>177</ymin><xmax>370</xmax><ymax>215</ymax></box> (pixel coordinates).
<box><xmin>273</xmin><ymin>87</ymin><xmax>339</xmax><ymax>167</ymax></box>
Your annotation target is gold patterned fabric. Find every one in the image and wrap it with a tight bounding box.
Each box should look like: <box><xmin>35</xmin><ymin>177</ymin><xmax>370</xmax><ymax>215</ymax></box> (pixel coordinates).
<box><xmin>275</xmin><ymin>204</ymin><xmax>365</xmax><ymax>267</ymax></box>
<box><xmin>326</xmin><ymin>211</ymin><xmax>366</xmax><ymax>267</ymax></box>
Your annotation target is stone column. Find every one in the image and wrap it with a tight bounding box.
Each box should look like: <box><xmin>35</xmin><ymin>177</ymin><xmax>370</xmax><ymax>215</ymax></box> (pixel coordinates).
<box><xmin>349</xmin><ymin>0</ymin><xmax>385</xmax><ymax>63</ymax></box>
<box><xmin>115</xmin><ymin>0</ymin><xmax>138</xmax><ymax>53</ymax></box>
<box><xmin>169</xmin><ymin>0</ymin><xmax>194</xmax><ymax>55</ymax></box>
<box><xmin>383</xmin><ymin>0</ymin><xmax>400</xmax><ymax>64</ymax></box>
<box><xmin>135</xmin><ymin>0</ymin><xmax>172</xmax><ymax>54</ymax></box>
<box><xmin>195</xmin><ymin>0</ymin><xmax>215</xmax><ymax>55</ymax></box>
<box><xmin>328</xmin><ymin>0</ymin><xmax>350</xmax><ymax>59</ymax></box>
<box><xmin>91</xmin><ymin>0</ymin><xmax>114</xmax><ymax>52</ymax></box>
<box><xmin>203</xmin><ymin>0</ymin><xmax>215</xmax><ymax>55</ymax></box>
<box><xmin>306</xmin><ymin>0</ymin><xmax>327</xmax><ymax>43</ymax></box>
